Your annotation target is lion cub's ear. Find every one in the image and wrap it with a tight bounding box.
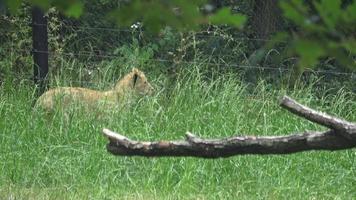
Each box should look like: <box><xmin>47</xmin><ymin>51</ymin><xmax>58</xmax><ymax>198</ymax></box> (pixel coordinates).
<box><xmin>133</xmin><ymin>72</ymin><xmax>139</xmax><ymax>86</ymax></box>
<box><xmin>132</xmin><ymin>68</ymin><xmax>139</xmax><ymax>73</ymax></box>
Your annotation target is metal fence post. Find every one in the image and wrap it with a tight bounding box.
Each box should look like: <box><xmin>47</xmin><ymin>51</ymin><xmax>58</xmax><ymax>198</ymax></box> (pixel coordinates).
<box><xmin>32</xmin><ymin>6</ymin><xmax>48</xmax><ymax>95</ymax></box>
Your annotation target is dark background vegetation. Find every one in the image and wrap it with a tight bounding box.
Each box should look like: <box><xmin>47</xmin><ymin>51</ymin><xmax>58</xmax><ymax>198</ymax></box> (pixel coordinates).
<box><xmin>1</xmin><ymin>0</ymin><xmax>355</xmax><ymax>95</ymax></box>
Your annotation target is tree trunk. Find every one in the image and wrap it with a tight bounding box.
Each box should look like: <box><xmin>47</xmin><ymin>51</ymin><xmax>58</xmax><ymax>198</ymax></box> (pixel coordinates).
<box><xmin>251</xmin><ymin>0</ymin><xmax>282</xmax><ymax>40</ymax></box>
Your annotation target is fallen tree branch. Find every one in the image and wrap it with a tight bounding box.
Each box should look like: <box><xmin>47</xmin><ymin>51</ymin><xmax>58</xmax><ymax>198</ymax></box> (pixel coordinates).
<box><xmin>280</xmin><ymin>96</ymin><xmax>356</xmax><ymax>138</ymax></box>
<box><xmin>103</xmin><ymin>96</ymin><xmax>356</xmax><ymax>158</ymax></box>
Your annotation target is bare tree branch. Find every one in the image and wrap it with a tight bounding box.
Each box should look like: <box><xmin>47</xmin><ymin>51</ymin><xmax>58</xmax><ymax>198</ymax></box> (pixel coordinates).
<box><xmin>280</xmin><ymin>96</ymin><xmax>356</xmax><ymax>136</ymax></box>
<box><xmin>103</xmin><ymin>96</ymin><xmax>356</xmax><ymax>158</ymax></box>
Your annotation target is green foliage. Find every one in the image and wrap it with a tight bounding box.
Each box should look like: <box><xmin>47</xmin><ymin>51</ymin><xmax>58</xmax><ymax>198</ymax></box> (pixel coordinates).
<box><xmin>3</xmin><ymin>0</ymin><xmax>246</xmax><ymax>31</ymax></box>
<box><xmin>4</xmin><ymin>0</ymin><xmax>21</xmax><ymax>13</ymax></box>
<box><xmin>112</xmin><ymin>38</ymin><xmax>159</xmax><ymax>74</ymax></box>
<box><xmin>294</xmin><ymin>39</ymin><xmax>325</xmax><ymax>67</ymax></box>
<box><xmin>279</xmin><ymin>0</ymin><xmax>307</xmax><ymax>27</ymax></box>
<box><xmin>2</xmin><ymin>0</ymin><xmax>355</xmax><ymax>74</ymax></box>
<box><xmin>109</xmin><ymin>0</ymin><xmax>245</xmax><ymax>33</ymax></box>
<box><xmin>0</xmin><ymin>7</ymin><xmax>33</xmax><ymax>81</ymax></box>
<box><xmin>208</xmin><ymin>7</ymin><xmax>246</xmax><ymax>27</ymax></box>
<box><xmin>314</xmin><ymin>0</ymin><xmax>341</xmax><ymax>30</ymax></box>
<box><xmin>3</xmin><ymin>0</ymin><xmax>83</xmax><ymax>18</ymax></box>
<box><xmin>278</xmin><ymin>0</ymin><xmax>356</xmax><ymax>71</ymax></box>
<box><xmin>61</xmin><ymin>1</ymin><xmax>83</xmax><ymax>18</ymax></box>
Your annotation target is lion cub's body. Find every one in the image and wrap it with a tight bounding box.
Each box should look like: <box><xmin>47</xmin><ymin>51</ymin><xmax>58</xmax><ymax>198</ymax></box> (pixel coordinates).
<box><xmin>36</xmin><ymin>68</ymin><xmax>153</xmax><ymax>113</ymax></box>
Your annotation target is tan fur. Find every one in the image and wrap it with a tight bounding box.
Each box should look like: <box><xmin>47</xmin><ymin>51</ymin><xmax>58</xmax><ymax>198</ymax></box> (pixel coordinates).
<box><xmin>35</xmin><ymin>68</ymin><xmax>154</xmax><ymax>113</ymax></box>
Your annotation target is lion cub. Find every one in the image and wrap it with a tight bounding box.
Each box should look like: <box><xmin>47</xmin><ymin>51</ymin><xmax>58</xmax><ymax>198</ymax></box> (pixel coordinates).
<box><xmin>35</xmin><ymin>68</ymin><xmax>154</xmax><ymax>113</ymax></box>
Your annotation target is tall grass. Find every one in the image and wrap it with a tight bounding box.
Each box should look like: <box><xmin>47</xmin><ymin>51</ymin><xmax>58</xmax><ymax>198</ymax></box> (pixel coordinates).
<box><xmin>0</xmin><ymin>67</ymin><xmax>355</xmax><ymax>199</ymax></box>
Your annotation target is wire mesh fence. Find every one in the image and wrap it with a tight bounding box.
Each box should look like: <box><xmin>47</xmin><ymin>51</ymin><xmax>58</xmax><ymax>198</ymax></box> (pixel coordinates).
<box><xmin>2</xmin><ymin>47</ymin><xmax>353</xmax><ymax>77</ymax></box>
<box><xmin>1</xmin><ymin>20</ymin><xmax>356</xmax><ymax>88</ymax></box>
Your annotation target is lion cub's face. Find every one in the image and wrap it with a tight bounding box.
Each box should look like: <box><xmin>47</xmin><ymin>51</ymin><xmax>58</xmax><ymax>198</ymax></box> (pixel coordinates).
<box><xmin>115</xmin><ymin>68</ymin><xmax>154</xmax><ymax>96</ymax></box>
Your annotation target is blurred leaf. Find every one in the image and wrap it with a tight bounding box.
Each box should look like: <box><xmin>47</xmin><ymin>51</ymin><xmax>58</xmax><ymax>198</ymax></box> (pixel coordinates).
<box><xmin>143</xmin><ymin>3</ymin><xmax>175</xmax><ymax>33</ymax></box>
<box><xmin>328</xmin><ymin>44</ymin><xmax>356</xmax><ymax>69</ymax></box>
<box><xmin>266</xmin><ymin>32</ymin><xmax>289</xmax><ymax>49</ymax></box>
<box><xmin>4</xmin><ymin>0</ymin><xmax>84</xmax><ymax>17</ymax></box>
<box><xmin>173</xmin><ymin>0</ymin><xmax>203</xmax><ymax>28</ymax></box>
<box><xmin>208</xmin><ymin>7</ymin><xmax>246</xmax><ymax>28</ymax></box>
<box><xmin>279</xmin><ymin>0</ymin><xmax>306</xmax><ymax>26</ymax></box>
<box><xmin>295</xmin><ymin>39</ymin><xmax>325</xmax><ymax>68</ymax></box>
<box><xmin>314</xmin><ymin>0</ymin><xmax>341</xmax><ymax>29</ymax></box>
<box><xmin>110</xmin><ymin>0</ymin><xmax>246</xmax><ymax>33</ymax></box>
<box><xmin>64</xmin><ymin>1</ymin><xmax>83</xmax><ymax>18</ymax></box>
<box><xmin>278</xmin><ymin>0</ymin><xmax>356</xmax><ymax>71</ymax></box>
<box><xmin>342</xmin><ymin>39</ymin><xmax>356</xmax><ymax>55</ymax></box>
<box><xmin>108</xmin><ymin>0</ymin><xmax>141</xmax><ymax>27</ymax></box>
<box><xmin>5</xmin><ymin>0</ymin><xmax>21</xmax><ymax>13</ymax></box>
<box><xmin>29</xmin><ymin>0</ymin><xmax>50</xmax><ymax>9</ymax></box>
<box><xmin>343</xmin><ymin>2</ymin><xmax>356</xmax><ymax>23</ymax></box>
<box><xmin>3</xmin><ymin>0</ymin><xmax>247</xmax><ymax>34</ymax></box>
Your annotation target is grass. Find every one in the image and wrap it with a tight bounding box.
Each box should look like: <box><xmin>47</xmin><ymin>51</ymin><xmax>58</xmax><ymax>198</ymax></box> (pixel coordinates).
<box><xmin>0</xmin><ymin>67</ymin><xmax>355</xmax><ymax>199</ymax></box>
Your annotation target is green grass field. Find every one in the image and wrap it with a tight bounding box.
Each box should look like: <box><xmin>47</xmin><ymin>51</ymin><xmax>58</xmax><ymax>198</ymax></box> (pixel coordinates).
<box><xmin>0</xmin><ymin>69</ymin><xmax>355</xmax><ymax>199</ymax></box>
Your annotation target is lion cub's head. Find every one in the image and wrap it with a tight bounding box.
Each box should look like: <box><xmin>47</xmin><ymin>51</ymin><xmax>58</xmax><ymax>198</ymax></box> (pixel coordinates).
<box><xmin>115</xmin><ymin>68</ymin><xmax>154</xmax><ymax>96</ymax></box>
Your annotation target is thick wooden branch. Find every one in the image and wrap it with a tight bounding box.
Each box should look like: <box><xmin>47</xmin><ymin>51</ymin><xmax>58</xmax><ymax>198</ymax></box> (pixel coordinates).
<box><xmin>280</xmin><ymin>96</ymin><xmax>356</xmax><ymax>136</ymax></box>
<box><xmin>103</xmin><ymin>96</ymin><xmax>356</xmax><ymax>158</ymax></box>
